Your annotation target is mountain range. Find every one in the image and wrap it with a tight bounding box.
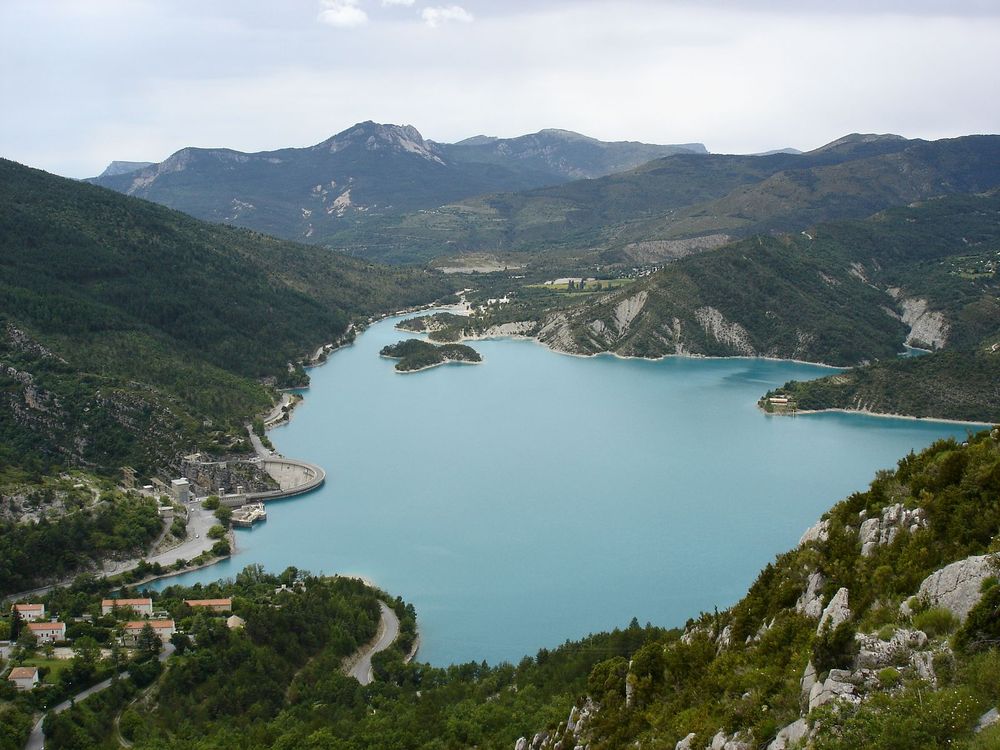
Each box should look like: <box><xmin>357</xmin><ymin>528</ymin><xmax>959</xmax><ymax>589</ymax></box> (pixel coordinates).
<box><xmin>88</xmin><ymin>122</ymin><xmax>705</xmax><ymax>246</ymax></box>
<box><xmin>331</xmin><ymin>133</ymin><xmax>1000</xmax><ymax>264</ymax></box>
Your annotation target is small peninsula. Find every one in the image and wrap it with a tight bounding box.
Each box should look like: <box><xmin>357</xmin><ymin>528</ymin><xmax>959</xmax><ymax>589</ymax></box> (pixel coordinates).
<box><xmin>380</xmin><ymin>338</ymin><xmax>482</xmax><ymax>372</ymax></box>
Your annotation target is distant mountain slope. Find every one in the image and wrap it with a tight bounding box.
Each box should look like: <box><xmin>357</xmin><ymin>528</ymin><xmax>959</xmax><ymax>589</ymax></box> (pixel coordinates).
<box><xmin>0</xmin><ymin>159</ymin><xmax>453</xmax><ymax>475</ymax></box>
<box><xmin>531</xmin><ymin>192</ymin><xmax>1000</xmax><ymax>378</ymax></box>
<box><xmin>439</xmin><ymin>128</ymin><xmax>706</xmax><ymax>179</ymax></box>
<box><xmin>98</xmin><ymin>160</ymin><xmax>154</xmax><ymax>178</ymax></box>
<box><xmin>88</xmin><ymin>122</ymin><xmax>703</xmax><ymax>243</ymax></box>
<box><xmin>331</xmin><ymin>134</ymin><xmax>1000</xmax><ymax>265</ymax></box>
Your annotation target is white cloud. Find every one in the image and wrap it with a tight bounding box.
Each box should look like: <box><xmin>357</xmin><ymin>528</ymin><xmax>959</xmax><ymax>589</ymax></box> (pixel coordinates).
<box><xmin>382</xmin><ymin>0</ymin><xmax>415</xmax><ymax>5</ymax></box>
<box><xmin>318</xmin><ymin>0</ymin><xmax>368</xmax><ymax>28</ymax></box>
<box><xmin>421</xmin><ymin>5</ymin><xmax>473</xmax><ymax>27</ymax></box>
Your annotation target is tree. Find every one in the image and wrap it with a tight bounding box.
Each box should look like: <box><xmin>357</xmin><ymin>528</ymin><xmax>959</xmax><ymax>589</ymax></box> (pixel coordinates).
<box><xmin>214</xmin><ymin>506</ymin><xmax>232</xmax><ymax>527</ymax></box>
<box><xmin>202</xmin><ymin>496</ymin><xmax>220</xmax><ymax>510</ymax></box>
<box><xmin>136</xmin><ymin>623</ymin><xmax>162</xmax><ymax>660</ymax></box>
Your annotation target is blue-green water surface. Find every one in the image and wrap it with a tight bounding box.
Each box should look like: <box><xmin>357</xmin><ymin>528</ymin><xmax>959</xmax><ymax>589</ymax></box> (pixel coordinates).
<box><xmin>156</xmin><ymin>313</ymin><xmax>981</xmax><ymax>665</ymax></box>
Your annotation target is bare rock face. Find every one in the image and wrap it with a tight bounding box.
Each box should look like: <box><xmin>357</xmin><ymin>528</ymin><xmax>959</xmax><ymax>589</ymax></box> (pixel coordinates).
<box><xmin>796</xmin><ymin>571</ymin><xmax>826</xmax><ymax>619</ymax></box>
<box><xmin>854</xmin><ymin>628</ymin><xmax>928</xmax><ymax>670</ymax></box>
<box><xmin>709</xmin><ymin>730</ymin><xmax>751</xmax><ymax>750</ymax></box>
<box><xmin>858</xmin><ymin>504</ymin><xmax>927</xmax><ymax>557</ymax></box>
<box><xmin>908</xmin><ymin>554</ymin><xmax>997</xmax><ymax>621</ymax></box>
<box><xmin>767</xmin><ymin>718</ymin><xmax>809</xmax><ymax>750</ymax></box>
<box><xmin>977</xmin><ymin>708</ymin><xmax>1000</xmax><ymax>733</ymax></box>
<box><xmin>515</xmin><ymin>738</ymin><xmax>528</xmax><ymax>750</ymax></box>
<box><xmin>817</xmin><ymin>588</ymin><xmax>851</xmax><ymax>634</ymax></box>
<box><xmin>808</xmin><ymin>669</ymin><xmax>860</xmax><ymax>710</ymax></box>
<box><xmin>675</xmin><ymin>732</ymin><xmax>697</xmax><ymax>750</ymax></box>
<box><xmin>799</xmin><ymin>519</ymin><xmax>830</xmax><ymax>546</ymax></box>
<box><xmin>800</xmin><ymin>661</ymin><xmax>818</xmax><ymax>706</ymax></box>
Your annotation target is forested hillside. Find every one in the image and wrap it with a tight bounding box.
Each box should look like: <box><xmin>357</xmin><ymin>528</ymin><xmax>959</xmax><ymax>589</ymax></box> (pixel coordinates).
<box><xmin>325</xmin><ymin>134</ymin><xmax>1000</xmax><ymax>265</ymax></box>
<box><xmin>25</xmin><ymin>431</ymin><xmax>1000</xmax><ymax>750</ymax></box>
<box><xmin>0</xmin><ymin>159</ymin><xmax>455</xmax><ymax>475</ymax></box>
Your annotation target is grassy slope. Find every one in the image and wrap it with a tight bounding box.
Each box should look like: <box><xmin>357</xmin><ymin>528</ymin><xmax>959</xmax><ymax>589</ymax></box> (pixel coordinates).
<box><xmin>0</xmin><ymin>159</ymin><xmax>455</xmax><ymax>475</ymax></box>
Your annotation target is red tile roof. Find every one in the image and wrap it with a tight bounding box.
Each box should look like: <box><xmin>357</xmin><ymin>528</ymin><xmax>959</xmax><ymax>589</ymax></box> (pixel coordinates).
<box><xmin>183</xmin><ymin>598</ymin><xmax>232</xmax><ymax>607</ymax></box>
<box><xmin>102</xmin><ymin>598</ymin><xmax>152</xmax><ymax>607</ymax></box>
<box><xmin>27</xmin><ymin>622</ymin><xmax>64</xmax><ymax>632</ymax></box>
<box><xmin>123</xmin><ymin>620</ymin><xmax>174</xmax><ymax>630</ymax></box>
<box><xmin>7</xmin><ymin>667</ymin><xmax>38</xmax><ymax>680</ymax></box>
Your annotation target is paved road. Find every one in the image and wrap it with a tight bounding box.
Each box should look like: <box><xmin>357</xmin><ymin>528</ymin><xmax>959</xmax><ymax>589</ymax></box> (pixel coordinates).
<box><xmin>7</xmin><ymin>504</ymin><xmax>217</xmax><ymax>603</ymax></box>
<box><xmin>25</xmin><ymin>644</ymin><xmax>175</xmax><ymax>750</ymax></box>
<box><xmin>349</xmin><ymin>602</ymin><xmax>400</xmax><ymax>686</ymax></box>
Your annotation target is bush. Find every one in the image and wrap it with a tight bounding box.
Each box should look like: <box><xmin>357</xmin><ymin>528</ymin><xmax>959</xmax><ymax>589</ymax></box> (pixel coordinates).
<box><xmin>812</xmin><ymin>621</ymin><xmax>857</xmax><ymax>673</ymax></box>
<box><xmin>211</xmin><ymin>539</ymin><xmax>231</xmax><ymax>557</ymax></box>
<box><xmin>202</xmin><ymin>496</ymin><xmax>220</xmax><ymax>510</ymax></box>
<box><xmin>207</xmin><ymin>524</ymin><xmax>226</xmax><ymax>540</ymax></box>
<box><xmin>913</xmin><ymin>607</ymin><xmax>959</xmax><ymax>638</ymax></box>
<box><xmin>877</xmin><ymin>667</ymin><xmax>900</xmax><ymax>687</ymax></box>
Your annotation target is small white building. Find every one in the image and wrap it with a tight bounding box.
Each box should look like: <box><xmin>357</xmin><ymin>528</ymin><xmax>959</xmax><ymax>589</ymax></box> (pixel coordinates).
<box><xmin>27</xmin><ymin>621</ymin><xmax>65</xmax><ymax>643</ymax></box>
<box><xmin>122</xmin><ymin>620</ymin><xmax>175</xmax><ymax>645</ymax></box>
<box><xmin>7</xmin><ymin>666</ymin><xmax>39</xmax><ymax>691</ymax></box>
<box><xmin>226</xmin><ymin>615</ymin><xmax>245</xmax><ymax>630</ymax></box>
<box><xmin>101</xmin><ymin>598</ymin><xmax>153</xmax><ymax>616</ymax></box>
<box><xmin>171</xmin><ymin>478</ymin><xmax>191</xmax><ymax>503</ymax></box>
<box><xmin>12</xmin><ymin>603</ymin><xmax>45</xmax><ymax>621</ymax></box>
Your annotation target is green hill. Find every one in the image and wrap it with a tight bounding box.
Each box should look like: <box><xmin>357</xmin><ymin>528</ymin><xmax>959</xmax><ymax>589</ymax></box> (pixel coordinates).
<box><xmin>527</xmin><ymin>191</ymin><xmax>999</xmax><ymax>379</ymax></box>
<box><xmin>0</xmin><ymin>159</ymin><xmax>454</xmax><ymax>477</ymax></box>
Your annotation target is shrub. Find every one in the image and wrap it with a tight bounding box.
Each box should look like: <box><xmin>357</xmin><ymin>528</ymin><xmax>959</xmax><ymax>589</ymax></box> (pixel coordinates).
<box><xmin>912</xmin><ymin>607</ymin><xmax>958</xmax><ymax>638</ymax></box>
<box><xmin>812</xmin><ymin>621</ymin><xmax>857</xmax><ymax>673</ymax></box>
<box><xmin>877</xmin><ymin>667</ymin><xmax>900</xmax><ymax>688</ymax></box>
<box><xmin>202</xmin><ymin>496</ymin><xmax>220</xmax><ymax>510</ymax></box>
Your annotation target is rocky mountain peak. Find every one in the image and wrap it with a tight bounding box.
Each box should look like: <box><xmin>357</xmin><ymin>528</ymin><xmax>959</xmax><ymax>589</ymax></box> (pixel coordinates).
<box><xmin>318</xmin><ymin>121</ymin><xmax>446</xmax><ymax>164</ymax></box>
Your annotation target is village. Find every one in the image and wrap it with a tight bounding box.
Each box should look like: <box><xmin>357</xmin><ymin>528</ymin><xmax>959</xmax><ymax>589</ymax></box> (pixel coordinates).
<box><xmin>2</xmin><ymin>595</ymin><xmax>242</xmax><ymax>694</ymax></box>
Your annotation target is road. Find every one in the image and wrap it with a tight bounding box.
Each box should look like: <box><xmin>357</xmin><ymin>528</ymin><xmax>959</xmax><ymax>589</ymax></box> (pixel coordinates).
<box><xmin>25</xmin><ymin>644</ymin><xmax>175</xmax><ymax>750</ymax></box>
<box><xmin>348</xmin><ymin>602</ymin><xmax>400</xmax><ymax>686</ymax></box>
<box><xmin>7</xmin><ymin>503</ymin><xmax>218</xmax><ymax>602</ymax></box>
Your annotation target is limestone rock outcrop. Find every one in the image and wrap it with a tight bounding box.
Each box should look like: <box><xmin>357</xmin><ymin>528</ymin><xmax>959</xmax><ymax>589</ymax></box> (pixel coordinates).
<box><xmin>858</xmin><ymin>504</ymin><xmax>927</xmax><ymax>557</ymax></box>
<box><xmin>906</xmin><ymin>554</ymin><xmax>997</xmax><ymax>621</ymax></box>
<box><xmin>795</xmin><ymin>571</ymin><xmax>826</xmax><ymax>619</ymax></box>
<box><xmin>709</xmin><ymin>730</ymin><xmax>750</xmax><ymax>750</ymax></box>
<box><xmin>808</xmin><ymin>669</ymin><xmax>860</xmax><ymax>710</ymax></box>
<box><xmin>799</xmin><ymin>519</ymin><xmax>830</xmax><ymax>546</ymax></box>
<box><xmin>817</xmin><ymin>588</ymin><xmax>851</xmax><ymax>634</ymax></box>
<box><xmin>767</xmin><ymin>718</ymin><xmax>808</xmax><ymax>750</ymax></box>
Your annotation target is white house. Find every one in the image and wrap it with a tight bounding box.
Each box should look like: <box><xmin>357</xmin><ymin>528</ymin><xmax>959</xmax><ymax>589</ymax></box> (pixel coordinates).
<box><xmin>101</xmin><ymin>598</ymin><xmax>153</xmax><ymax>616</ymax></box>
<box><xmin>7</xmin><ymin>666</ymin><xmax>39</xmax><ymax>691</ymax></box>
<box><xmin>27</xmin><ymin>621</ymin><xmax>66</xmax><ymax>643</ymax></box>
<box><xmin>122</xmin><ymin>620</ymin><xmax>175</xmax><ymax>645</ymax></box>
<box><xmin>12</xmin><ymin>603</ymin><xmax>45</xmax><ymax>621</ymax></box>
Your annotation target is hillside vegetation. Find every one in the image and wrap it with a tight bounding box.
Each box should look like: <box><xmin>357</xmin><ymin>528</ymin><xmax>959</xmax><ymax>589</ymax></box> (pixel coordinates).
<box><xmin>28</xmin><ymin>431</ymin><xmax>1000</xmax><ymax>750</ymax></box>
<box><xmin>0</xmin><ymin>159</ymin><xmax>454</xmax><ymax>476</ymax></box>
<box><xmin>327</xmin><ymin>134</ymin><xmax>1000</xmax><ymax>265</ymax></box>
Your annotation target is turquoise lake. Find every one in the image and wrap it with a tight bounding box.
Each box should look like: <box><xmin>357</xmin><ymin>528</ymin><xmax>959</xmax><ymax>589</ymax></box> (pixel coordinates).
<box><xmin>155</xmin><ymin>312</ymin><xmax>981</xmax><ymax>665</ymax></box>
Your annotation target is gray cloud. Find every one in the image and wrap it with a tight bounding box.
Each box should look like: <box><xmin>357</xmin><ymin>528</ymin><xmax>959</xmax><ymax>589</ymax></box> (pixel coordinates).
<box><xmin>1</xmin><ymin>0</ymin><xmax>997</xmax><ymax>177</ymax></box>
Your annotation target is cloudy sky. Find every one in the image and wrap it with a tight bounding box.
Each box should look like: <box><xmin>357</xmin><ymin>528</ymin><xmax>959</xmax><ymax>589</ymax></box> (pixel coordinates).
<box><xmin>2</xmin><ymin>0</ymin><xmax>998</xmax><ymax>177</ymax></box>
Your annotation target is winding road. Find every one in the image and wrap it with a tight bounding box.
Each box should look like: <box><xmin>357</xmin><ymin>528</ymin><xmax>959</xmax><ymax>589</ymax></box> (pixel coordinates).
<box><xmin>348</xmin><ymin>602</ymin><xmax>400</xmax><ymax>686</ymax></box>
<box><xmin>25</xmin><ymin>644</ymin><xmax>175</xmax><ymax>750</ymax></box>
